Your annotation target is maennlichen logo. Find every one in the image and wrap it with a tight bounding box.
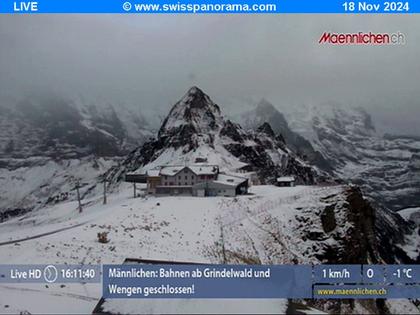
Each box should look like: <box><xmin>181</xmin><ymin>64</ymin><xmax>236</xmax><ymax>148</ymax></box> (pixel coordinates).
<box><xmin>319</xmin><ymin>31</ymin><xmax>406</xmax><ymax>45</ymax></box>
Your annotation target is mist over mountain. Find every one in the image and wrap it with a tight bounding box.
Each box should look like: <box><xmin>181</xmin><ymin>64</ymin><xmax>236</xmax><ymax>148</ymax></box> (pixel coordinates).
<box><xmin>0</xmin><ymin>96</ymin><xmax>152</xmax><ymax>160</ymax></box>
<box><xmin>0</xmin><ymin>95</ymin><xmax>153</xmax><ymax>219</ymax></box>
<box><xmin>240</xmin><ymin>99</ymin><xmax>331</xmax><ymax>172</ymax></box>
<box><xmin>1</xmin><ymin>15</ymin><xmax>420</xmax><ymax>137</ymax></box>
<box><xmin>241</xmin><ymin>101</ymin><xmax>420</xmax><ymax>211</ymax></box>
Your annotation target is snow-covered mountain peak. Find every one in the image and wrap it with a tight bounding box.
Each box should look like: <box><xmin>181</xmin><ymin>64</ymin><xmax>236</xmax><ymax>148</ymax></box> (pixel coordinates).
<box><xmin>313</xmin><ymin>105</ymin><xmax>376</xmax><ymax>139</ymax></box>
<box><xmin>109</xmin><ymin>88</ymin><xmax>321</xmax><ymax>185</ymax></box>
<box><xmin>159</xmin><ymin>86</ymin><xmax>222</xmax><ymax>138</ymax></box>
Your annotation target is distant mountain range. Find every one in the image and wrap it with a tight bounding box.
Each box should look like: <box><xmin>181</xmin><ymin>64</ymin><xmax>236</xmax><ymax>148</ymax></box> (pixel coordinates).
<box><xmin>239</xmin><ymin>100</ymin><xmax>420</xmax><ymax>212</ymax></box>
<box><xmin>0</xmin><ymin>96</ymin><xmax>152</xmax><ymax>160</ymax></box>
<box><xmin>0</xmin><ymin>97</ymin><xmax>153</xmax><ymax>218</ymax></box>
<box><xmin>240</xmin><ymin>99</ymin><xmax>331</xmax><ymax>172</ymax></box>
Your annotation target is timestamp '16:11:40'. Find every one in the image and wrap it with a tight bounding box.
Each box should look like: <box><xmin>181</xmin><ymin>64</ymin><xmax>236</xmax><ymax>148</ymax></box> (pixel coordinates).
<box><xmin>61</xmin><ymin>268</ymin><xmax>96</xmax><ymax>279</ymax></box>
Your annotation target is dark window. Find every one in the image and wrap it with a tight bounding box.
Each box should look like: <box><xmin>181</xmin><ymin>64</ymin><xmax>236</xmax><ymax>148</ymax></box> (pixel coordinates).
<box><xmin>185</xmin><ymin>176</ymin><xmax>187</xmax><ymax>180</ymax></box>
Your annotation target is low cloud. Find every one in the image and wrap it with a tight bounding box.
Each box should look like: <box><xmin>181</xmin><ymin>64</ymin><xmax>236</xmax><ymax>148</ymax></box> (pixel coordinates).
<box><xmin>0</xmin><ymin>15</ymin><xmax>419</xmax><ymax>135</ymax></box>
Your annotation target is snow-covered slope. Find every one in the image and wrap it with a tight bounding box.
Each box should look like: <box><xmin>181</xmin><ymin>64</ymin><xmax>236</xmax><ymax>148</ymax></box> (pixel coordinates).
<box><xmin>0</xmin><ymin>184</ymin><xmax>417</xmax><ymax>314</ymax></box>
<box><xmin>245</xmin><ymin>102</ymin><xmax>420</xmax><ymax>211</ymax></box>
<box><xmin>237</xmin><ymin>101</ymin><xmax>419</xmax><ymax>263</ymax></box>
<box><xmin>399</xmin><ymin>207</ymin><xmax>420</xmax><ymax>225</ymax></box>
<box><xmin>0</xmin><ymin>156</ymin><xmax>117</xmax><ymax>221</ymax></box>
<box><xmin>109</xmin><ymin>87</ymin><xmax>321</xmax><ymax>185</ymax></box>
<box><xmin>0</xmin><ymin>96</ymin><xmax>153</xmax><ymax>217</ymax></box>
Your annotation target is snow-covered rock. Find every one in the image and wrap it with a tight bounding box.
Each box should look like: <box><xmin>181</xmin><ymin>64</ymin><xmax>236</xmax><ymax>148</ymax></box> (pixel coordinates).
<box><xmin>241</xmin><ymin>101</ymin><xmax>420</xmax><ymax>211</ymax></box>
<box><xmin>109</xmin><ymin>87</ymin><xmax>321</xmax><ymax>186</ymax></box>
<box><xmin>239</xmin><ymin>99</ymin><xmax>331</xmax><ymax>171</ymax></box>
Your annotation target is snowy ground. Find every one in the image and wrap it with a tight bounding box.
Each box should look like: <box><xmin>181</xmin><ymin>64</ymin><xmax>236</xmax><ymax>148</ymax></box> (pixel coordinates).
<box><xmin>399</xmin><ymin>207</ymin><xmax>420</xmax><ymax>225</ymax></box>
<box><xmin>0</xmin><ymin>184</ymin><xmax>310</xmax><ymax>313</ymax></box>
<box><xmin>0</xmin><ymin>184</ymin><xmax>418</xmax><ymax>314</ymax></box>
<box><xmin>397</xmin><ymin>207</ymin><xmax>420</xmax><ymax>261</ymax></box>
<box><xmin>0</xmin><ymin>184</ymin><xmax>320</xmax><ymax>265</ymax></box>
<box><xmin>0</xmin><ymin>156</ymin><xmax>118</xmax><ymax>217</ymax></box>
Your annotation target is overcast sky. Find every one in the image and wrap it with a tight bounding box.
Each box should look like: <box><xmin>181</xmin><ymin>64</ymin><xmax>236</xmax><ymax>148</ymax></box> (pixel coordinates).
<box><xmin>0</xmin><ymin>15</ymin><xmax>419</xmax><ymax>135</ymax></box>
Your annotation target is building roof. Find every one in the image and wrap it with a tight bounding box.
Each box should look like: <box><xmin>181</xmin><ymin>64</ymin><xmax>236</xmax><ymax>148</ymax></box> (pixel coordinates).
<box><xmin>146</xmin><ymin>169</ymin><xmax>161</xmax><ymax>177</ymax></box>
<box><xmin>158</xmin><ymin>165</ymin><xmax>218</xmax><ymax>177</ymax></box>
<box><xmin>277</xmin><ymin>176</ymin><xmax>295</xmax><ymax>182</ymax></box>
<box><xmin>188</xmin><ymin>165</ymin><xmax>218</xmax><ymax>175</ymax></box>
<box><xmin>126</xmin><ymin>170</ymin><xmax>146</xmax><ymax>176</ymax></box>
<box><xmin>213</xmin><ymin>174</ymin><xmax>248</xmax><ymax>187</ymax></box>
<box><xmin>159</xmin><ymin>166</ymin><xmax>184</xmax><ymax>176</ymax></box>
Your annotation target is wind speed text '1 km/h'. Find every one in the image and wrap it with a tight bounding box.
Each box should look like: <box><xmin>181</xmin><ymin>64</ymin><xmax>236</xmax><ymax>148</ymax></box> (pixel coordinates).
<box><xmin>342</xmin><ymin>1</ymin><xmax>410</xmax><ymax>12</ymax></box>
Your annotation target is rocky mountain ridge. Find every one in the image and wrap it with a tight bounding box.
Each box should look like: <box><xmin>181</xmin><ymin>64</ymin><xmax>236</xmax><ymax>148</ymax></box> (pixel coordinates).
<box><xmin>241</xmin><ymin>101</ymin><xmax>420</xmax><ymax>211</ymax></box>
<box><xmin>240</xmin><ymin>99</ymin><xmax>331</xmax><ymax>172</ymax></box>
<box><xmin>108</xmin><ymin>87</ymin><xmax>322</xmax><ymax>186</ymax></box>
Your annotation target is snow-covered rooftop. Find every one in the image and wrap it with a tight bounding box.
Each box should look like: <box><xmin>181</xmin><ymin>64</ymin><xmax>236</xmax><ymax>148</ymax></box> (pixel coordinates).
<box><xmin>146</xmin><ymin>169</ymin><xmax>160</xmax><ymax>177</ymax></box>
<box><xmin>158</xmin><ymin>165</ymin><xmax>218</xmax><ymax>177</ymax></box>
<box><xmin>159</xmin><ymin>166</ymin><xmax>184</xmax><ymax>176</ymax></box>
<box><xmin>277</xmin><ymin>176</ymin><xmax>295</xmax><ymax>182</ymax></box>
<box><xmin>189</xmin><ymin>165</ymin><xmax>218</xmax><ymax>175</ymax></box>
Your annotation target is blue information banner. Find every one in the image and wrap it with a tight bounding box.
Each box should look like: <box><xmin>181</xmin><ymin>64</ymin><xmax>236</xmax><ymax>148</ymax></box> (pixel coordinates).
<box><xmin>1</xmin><ymin>264</ymin><xmax>419</xmax><ymax>298</ymax></box>
<box><xmin>0</xmin><ymin>0</ymin><xmax>419</xmax><ymax>14</ymax></box>
<box><xmin>102</xmin><ymin>264</ymin><xmax>313</xmax><ymax>299</ymax></box>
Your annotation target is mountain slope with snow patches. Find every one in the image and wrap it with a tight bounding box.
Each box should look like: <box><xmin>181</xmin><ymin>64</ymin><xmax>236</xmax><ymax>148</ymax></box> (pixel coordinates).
<box><xmin>0</xmin><ymin>97</ymin><xmax>153</xmax><ymax>217</ymax></box>
<box><xmin>109</xmin><ymin>87</ymin><xmax>321</xmax><ymax>186</ymax></box>
<box><xmin>241</xmin><ymin>101</ymin><xmax>420</xmax><ymax>211</ymax></box>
